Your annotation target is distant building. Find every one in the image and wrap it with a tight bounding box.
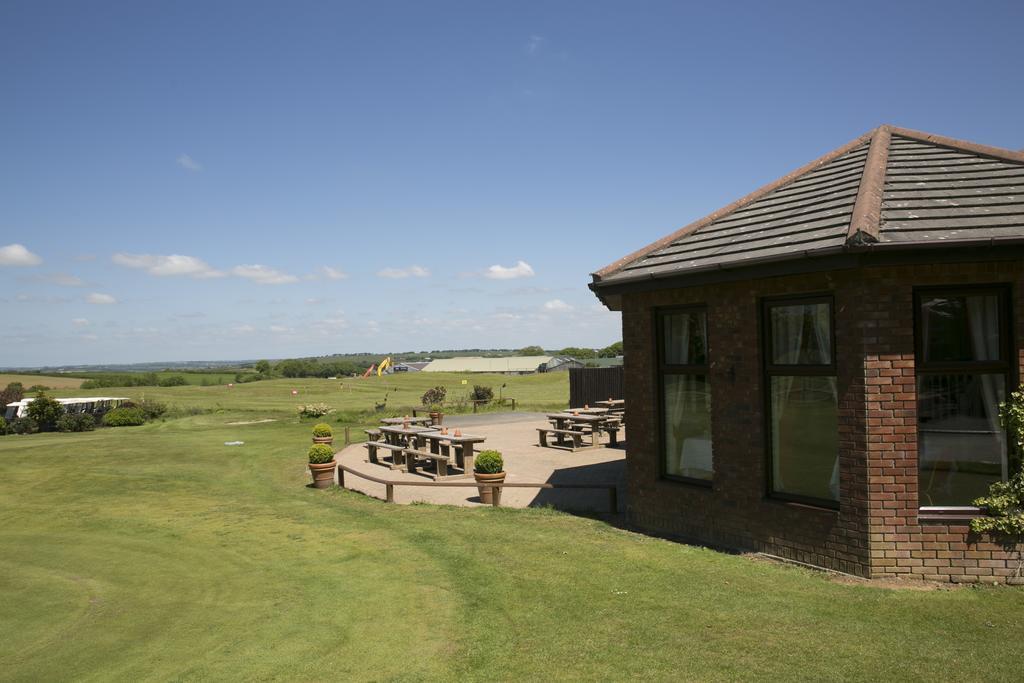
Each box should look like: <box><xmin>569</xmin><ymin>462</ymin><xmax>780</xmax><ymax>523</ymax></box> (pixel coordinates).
<box><xmin>392</xmin><ymin>362</ymin><xmax>428</xmax><ymax>372</ymax></box>
<box><xmin>541</xmin><ymin>356</ymin><xmax>585</xmax><ymax>372</ymax></box>
<box><xmin>420</xmin><ymin>356</ymin><xmax>553</xmax><ymax>374</ymax></box>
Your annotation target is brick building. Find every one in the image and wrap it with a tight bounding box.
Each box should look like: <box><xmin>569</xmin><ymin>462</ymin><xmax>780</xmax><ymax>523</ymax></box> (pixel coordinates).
<box><xmin>590</xmin><ymin>126</ymin><xmax>1024</xmax><ymax>582</ymax></box>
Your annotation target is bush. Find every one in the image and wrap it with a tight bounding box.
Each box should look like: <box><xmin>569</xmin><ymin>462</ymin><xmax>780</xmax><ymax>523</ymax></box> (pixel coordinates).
<box><xmin>0</xmin><ymin>382</ymin><xmax>24</xmax><ymax>407</ymax></box>
<box><xmin>312</xmin><ymin>423</ymin><xmax>333</xmax><ymax>438</ymax></box>
<box><xmin>138</xmin><ymin>399</ymin><xmax>168</xmax><ymax>420</ymax></box>
<box><xmin>158</xmin><ymin>375</ymin><xmax>188</xmax><ymax>387</ymax></box>
<box><xmin>470</xmin><ymin>385</ymin><xmax>493</xmax><ymax>402</ymax></box>
<box><xmin>421</xmin><ymin>386</ymin><xmax>447</xmax><ymax>407</ymax></box>
<box><xmin>102</xmin><ymin>407</ymin><xmax>147</xmax><ymax>427</ymax></box>
<box><xmin>308</xmin><ymin>443</ymin><xmax>335</xmax><ymax>464</ymax></box>
<box><xmin>26</xmin><ymin>384</ymin><xmax>51</xmax><ymax>392</ymax></box>
<box><xmin>474</xmin><ymin>450</ymin><xmax>504</xmax><ymax>474</ymax></box>
<box><xmin>26</xmin><ymin>392</ymin><xmax>65</xmax><ymax>432</ymax></box>
<box><xmin>10</xmin><ymin>417</ymin><xmax>38</xmax><ymax>434</ymax></box>
<box><xmin>56</xmin><ymin>413</ymin><xmax>97</xmax><ymax>432</ymax></box>
<box><xmin>971</xmin><ymin>470</ymin><xmax>1024</xmax><ymax>537</ymax></box>
<box><xmin>0</xmin><ymin>416</ymin><xmax>7</xmax><ymax>435</ymax></box>
<box><xmin>298</xmin><ymin>403</ymin><xmax>334</xmax><ymax>418</ymax></box>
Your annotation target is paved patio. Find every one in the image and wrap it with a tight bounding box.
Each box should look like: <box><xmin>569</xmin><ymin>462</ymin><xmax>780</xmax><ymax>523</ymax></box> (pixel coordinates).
<box><xmin>333</xmin><ymin>412</ymin><xmax>626</xmax><ymax>512</ymax></box>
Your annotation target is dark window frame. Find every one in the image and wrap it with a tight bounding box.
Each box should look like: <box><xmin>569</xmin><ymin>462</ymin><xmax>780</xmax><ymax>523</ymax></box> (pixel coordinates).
<box><xmin>761</xmin><ymin>293</ymin><xmax>840</xmax><ymax>510</ymax></box>
<box><xmin>913</xmin><ymin>283</ymin><xmax>1016</xmax><ymax>512</ymax></box>
<box><xmin>655</xmin><ymin>305</ymin><xmax>713</xmax><ymax>487</ymax></box>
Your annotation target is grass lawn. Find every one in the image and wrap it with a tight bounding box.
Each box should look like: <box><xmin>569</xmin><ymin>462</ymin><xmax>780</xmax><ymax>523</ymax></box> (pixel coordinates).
<box><xmin>1</xmin><ymin>377</ymin><xmax>1023</xmax><ymax>680</ymax></box>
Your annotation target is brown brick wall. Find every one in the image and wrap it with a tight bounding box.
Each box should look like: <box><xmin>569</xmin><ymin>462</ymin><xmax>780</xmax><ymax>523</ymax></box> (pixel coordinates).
<box><xmin>619</xmin><ymin>258</ymin><xmax>1024</xmax><ymax>582</ymax></box>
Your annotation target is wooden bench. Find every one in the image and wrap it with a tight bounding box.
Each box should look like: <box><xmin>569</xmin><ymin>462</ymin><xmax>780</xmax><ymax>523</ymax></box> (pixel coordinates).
<box><xmin>403</xmin><ymin>448</ymin><xmax>458</xmax><ymax>480</ymax></box>
<box><xmin>537</xmin><ymin>427</ymin><xmax>592</xmax><ymax>451</ymax></box>
<box><xmin>364</xmin><ymin>441</ymin><xmax>406</xmax><ymax>468</ymax></box>
<box><xmin>363</xmin><ymin>428</ymin><xmax>382</xmax><ymax>441</ymax></box>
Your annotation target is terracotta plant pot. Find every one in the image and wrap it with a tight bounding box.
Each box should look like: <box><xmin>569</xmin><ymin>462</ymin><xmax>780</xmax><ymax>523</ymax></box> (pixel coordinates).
<box><xmin>308</xmin><ymin>461</ymin><xmax>337</xmax><ymax>489</ymax></box>
<box><xmin>430</xmin><ymin>411</ymin><xmax>444</xmax><ymax>426</ymax></box>
<box><xmin>474</xmin><ymin>471</ymin><xmax>506</xmax><ymax>505</ymax></box>
<box><xmin>312</xmin><ymin>436</ymin><xmax>334</xmax><ymax>445</ymax></box>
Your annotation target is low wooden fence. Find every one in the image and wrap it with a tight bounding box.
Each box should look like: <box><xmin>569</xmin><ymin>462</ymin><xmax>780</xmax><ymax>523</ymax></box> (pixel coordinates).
<box><xmin>336</xmin><ymin>464</ymin><xmax>618</xmax><ymax>513</ymax></box>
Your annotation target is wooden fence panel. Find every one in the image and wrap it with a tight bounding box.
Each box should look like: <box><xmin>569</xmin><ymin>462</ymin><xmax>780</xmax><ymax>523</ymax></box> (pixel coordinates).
<box><xmin>569</xmin><ymin>366</ymin><xmax>624</xmax><ymax>408</ymax></box>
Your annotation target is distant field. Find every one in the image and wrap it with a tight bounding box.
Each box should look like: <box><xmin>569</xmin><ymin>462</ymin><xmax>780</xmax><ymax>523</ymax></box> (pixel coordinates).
<box><xmin>49</xmin><ymin>372</ymin><xmax>570</xmax><ymax>419</ymax></box>
<box><xmin>0</xmin><ymin>374</ymin><xmax>84</xmax><ymax>390</ymax></box>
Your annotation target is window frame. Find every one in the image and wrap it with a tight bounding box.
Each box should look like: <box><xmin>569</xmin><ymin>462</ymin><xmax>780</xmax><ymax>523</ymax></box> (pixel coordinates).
<box><xmin>913</xmin><ymin>283</ymin><xmax>1016</xmax><ymax>513</ymax></box>
<box><xmin>761</xmin><ymin>293</ymin><xmax>840</xmax><ymax>509</ymax></box>
<box><xmin>655</xmin><ymin>305</ymin><xmax>713</xmax><ymax>486</ymax></box>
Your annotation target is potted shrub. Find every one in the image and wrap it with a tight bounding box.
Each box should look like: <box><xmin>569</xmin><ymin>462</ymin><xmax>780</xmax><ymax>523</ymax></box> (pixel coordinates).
<box><xmin>473</xmin><ymin>449</ymin><xmax>505</xmax><ymax>505</ymax></box>
<box><xmin>308</xmin><ymin>443</ymin><xmax>336</xmax><ymax>489</ymax></box>
<box><xmin>421</xmin><ymin>386</ymin><xmax>446</xmax><ymax>425</ymax></box>
<box><xmin>312</xmin><ymin>423</ymin><xmax>333</xmax><ymax>445</ymax></box>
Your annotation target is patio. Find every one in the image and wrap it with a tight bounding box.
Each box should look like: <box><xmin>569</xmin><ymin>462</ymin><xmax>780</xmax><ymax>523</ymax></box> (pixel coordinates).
<box><xmin>334</xmin><ymin>412</ymin><xmax>626</xmax><ymax>512</ymax></box>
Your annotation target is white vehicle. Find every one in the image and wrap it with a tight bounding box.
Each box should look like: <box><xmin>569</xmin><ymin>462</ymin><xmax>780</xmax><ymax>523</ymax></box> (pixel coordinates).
<box><xmin>4</xmin><ymin>397</ymin><xmax>130</xmax><ymax>421</ymax></box>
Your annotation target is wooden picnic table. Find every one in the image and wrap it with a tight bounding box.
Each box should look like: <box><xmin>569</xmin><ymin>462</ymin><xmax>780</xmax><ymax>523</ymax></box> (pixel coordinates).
<box><xmin>543</xmin><ymin>412</ymin><xmax>621</xmax><ymax>449</ymax></box>
<box><xmin>415</xmin><ymin>431</ymin><xmax>488</xmax><ymax>479</ymax></box>
<box><xmin>379</xmin><ymin>425</ymin><xmax>438</xmax><ymax>468</ymax></box>
<box><xmin>594</xmin><ymin>399</ymin><xmax>625</xmax><ymax>410</ymax></box>
<box><xmin>380</xmin><ymin>416</ymin><xmax>433</xmax><ymax>427</ymax></box>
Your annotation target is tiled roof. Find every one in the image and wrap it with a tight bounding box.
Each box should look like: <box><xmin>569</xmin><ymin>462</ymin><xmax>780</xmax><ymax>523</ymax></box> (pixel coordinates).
<box><xmin>592</xmin><ymin>126</ymin><xmax>1024</xmax><ymax>288</ymax></box>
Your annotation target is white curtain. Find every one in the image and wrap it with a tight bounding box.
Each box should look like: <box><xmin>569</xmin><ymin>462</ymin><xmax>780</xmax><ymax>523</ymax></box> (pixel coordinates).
<box><xmin>967</xmin><ymin>295</ymin><xmax>1006</xmax><ymax>477</ymax></box>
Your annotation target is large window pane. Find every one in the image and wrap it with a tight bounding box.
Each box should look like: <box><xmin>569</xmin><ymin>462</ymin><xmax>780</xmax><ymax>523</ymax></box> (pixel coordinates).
<box><xmin>663</xmin><ymin>374</ymin><xmax>712</xmax><ymax>480</ymax></box>
<box><xmin>918</xmin><ymin>373</ymin><xmax>1006</xmax><ymax>507</ymax></box>
<box><xmin>663</xmin><ymin>311</ymin><xmax>707</xmax><ymax>365</ymax></box>
<box><xmin>769</xmin><ymin>303</ymin><xmax>832</xmax><ymax>365</ymax></box>
<box><xmin>770</xmin><ymin>376</ymin><xmax>839</xmax><ymax>501</ymax></box>
<box><xmin>921</xmin><ymin>294</ymin><xmax>1001</xmax><ymax>363</ymax></box>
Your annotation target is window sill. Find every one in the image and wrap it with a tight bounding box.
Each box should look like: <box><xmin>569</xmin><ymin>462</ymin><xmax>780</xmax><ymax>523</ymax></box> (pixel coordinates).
<box><xmin>659</xmin><ymin>475</ymin><xmax>713</xmax><ymax>489</ymax></box>
<box><xmin>766</xmin><ymin>495</ymin><xmax>839</xmax><ymax>513</ymax></box>
<box><xmin>918</xmin><ymin>507</ymin><xmax>983</xmax><ymax>524</ymax></box>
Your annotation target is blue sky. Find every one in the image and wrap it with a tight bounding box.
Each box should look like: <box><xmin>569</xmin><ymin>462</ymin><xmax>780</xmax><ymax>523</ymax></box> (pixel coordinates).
<box><xmin>2</xmin><ymin>0</ymin><xmax>1023</xmax><ymax>366</ymax></box>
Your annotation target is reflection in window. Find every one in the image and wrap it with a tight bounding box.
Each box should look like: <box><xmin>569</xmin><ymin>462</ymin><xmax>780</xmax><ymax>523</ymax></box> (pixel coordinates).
<box><xmin>916</xmin><ymin>290</ymin><xmax>1009</xmax><ymax>508</ymax></box>
<box><xmin>659</xmin><ymin>308</ymin><xmax>712</xmax><ymax>481</ymax></box>
<box><xmin>765</xmin><ymin>298</ymin><xmax>838</xmax><ymax>504</ymax></box>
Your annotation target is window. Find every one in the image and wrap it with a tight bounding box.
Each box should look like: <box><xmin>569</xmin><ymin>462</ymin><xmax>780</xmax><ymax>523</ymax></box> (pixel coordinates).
<box><xmin>915</xmin><ymin>287</ymin><xmax>1012</xmax><ymax>508</ymax></box>
<box><xmin>657</xmin><ymin>308</ymin><xmax>712</xmax><ymax>482</ymax></box>
<box><xmin>764</xmin><ymin>296</ymin><xmax>839</xmax><ymax>506</ymax></box>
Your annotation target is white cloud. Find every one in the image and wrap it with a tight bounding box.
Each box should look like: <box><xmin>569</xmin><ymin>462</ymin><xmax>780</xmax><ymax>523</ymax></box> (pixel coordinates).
<box><xmin>86</xmin><ymin>293</ymin><xmax>117</xmax><ymax>305</ymax></box>
<box><xmin>72</xmin><ymin>318</ymin><xmax>90</xmax><ymax>327</ymax></box>
<box><xmin>269</xmin><ymin>325</ymin><xmax>292</xmax><ymax>334</ymax></box>
<box><xmin>485</xmin><ymin>260</ymin><xmax>535</xmax><ymax>280</ymax></box>
<box><xmin>377</xmin><ymin>265</ymin><xmax>430</xmax><ymax>279</ymax></box>
<box><xmin>113</xmin><ymin>253</ymin><xmax>224</xmax><ymax>279</ymax></box>
<box><xmin>543</xmin><ymin>299</ymin><xmax>573</xmax><ymax>312</ymax></box>
<box><xmin>37</xmin><ymin>273</ymin><xmax>85</xmax><ymax>287</ymax></box>
<box><xmin>231</xmin><ymin>264</ymin><xmax>299</xmax><ymax>285</ymax></box>
<box><xmin>232</xmin><ymin>325</ymin><xmax>255</xmax><ymax>334</ymax></box>
<box><xmin>177</xmin><ymin>153</ymin><xmax>202</xmax><ymax>171</ymax></box>
<box><xmin>320</xmin><ymin>266</ymin><xmax>348</xmax><ymax>280</ymax></box>
<box><xmin>525</xmin><ymin>34</ymin><xmax>544</xmax><ymax>55</ymax></box>
<box><xmin>0</xmin><ymin>244</ymin><xmax>42</xmax><ymax>266</ymax></box>
<box><xmin>79</xmin><ymin>334</ymin><xmax>99</xmax><ymax>342</ymax></box>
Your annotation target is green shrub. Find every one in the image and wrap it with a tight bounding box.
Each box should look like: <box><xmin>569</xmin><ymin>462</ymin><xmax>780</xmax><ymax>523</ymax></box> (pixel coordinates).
<box><xmin>158</xmin><ymin>375</ymin><xmax>188</xmax><ymax>387</ymax></box>
<box><xmin>138</xmin><ymin>399</ymin><xmax>168</xmax><ymax>420</ymax></box>
<box><xmin>421</xmin><ymin>386</ymin><xmax>447</xmax><ymax>407</ymax></box>
<box><xmin>10</xmin><ymin>417</ymin><xmax>38</xmax><ymax>434</ymax></box>
<box><xmin>312</xmin><ymin>423</ymin><xmax>333</xmax><ymax>438</ymax></box>
<box><xmin>102</xmin><ymin>407</ymin><xmax>147</xmax><ymax>427</ymax></box>
<box><xmin>0</xmin><ymin>416</ymin><xmax>8</xmax><ymax>436</ymax></box>
<box><xmin>26</xmin><ymin>384</ymin><xmax>51</xmax><ymax>392</ymax></box>
<box><xmin>26</xmin><ymin>392</ymin><xmax>64</xmax><ymax>432</ymax></box>
<box><xmin>0</xmin><ymin>382</ymin><xmax>24</xmax><ymax>407</ymax></box>
<box><xmin>56</xmin><ymin>413</ymin><xmax>97</xmax><ymax>432</ymax></box>
<box><xmin>298</xmin><ymin>403</ymin><xmax>334</xmax><ymax>418</ymax></box>
<box><xmin>474</xmin><ymin>450</ymin><xmax>504</xmax><ymax>474</ymax></box>
<box><xmin>470</xmin><ymin>385</ymin><xmax>493</xmax><ymax>402</ymax></box>
<box><xmin>308</xmin><ymin>443</ymin><xmax>335</xmax><ymax>464</ymax></box>
<box><xmin>971</xmin><ymin>470</ymin><xmax>1024</xmax><ymax>537</ymax></box>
